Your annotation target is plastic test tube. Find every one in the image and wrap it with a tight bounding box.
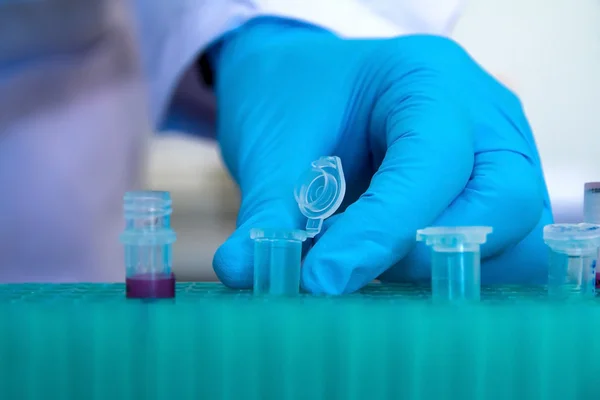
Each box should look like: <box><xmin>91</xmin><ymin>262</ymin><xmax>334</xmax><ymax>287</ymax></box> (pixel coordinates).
<box><xmin>584</xmin><ymin>182</ymin><xmax>600</xmax><ymax>224</ymax></box>
<box><xmin>416</xmin><ymin>226</ymin><xmax>493</xmax><ymax>302</ymax></box>
<box><xmin>120</xmin><ymin>191</ymin><xmax>177</xmax><ymax>299</ymax></box>
<box><xmin>584</xmin><ymin>182</ymin><xmax>600</xmax><ymax>287</ymax></box>
<box><xmin>543</xmin><ymin>223</ymin><xmax>600</xmax><ymax>299</ymax></box>
<box><xmin>250</xmin><ymin>156</ymin><xmax>346</xmax><ymax>296</ymax></box>
<box><xmin>250</xmin><ymin>229</ymin><xmax>308</xmax><ymax>296</ymax></box>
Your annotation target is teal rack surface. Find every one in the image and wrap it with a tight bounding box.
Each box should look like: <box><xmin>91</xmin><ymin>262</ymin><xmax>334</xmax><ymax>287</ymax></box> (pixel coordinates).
<box><xmin>0</xmin><ymin>283</ymin><xmax>599</xmax><ymax>400</ymax></box>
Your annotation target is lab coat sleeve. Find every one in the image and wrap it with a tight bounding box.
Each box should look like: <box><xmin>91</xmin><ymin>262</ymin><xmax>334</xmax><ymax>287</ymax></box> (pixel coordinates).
<box><xmin>134</xmin><ymin>0</ymin><xmax>466</xmax><ymax>138</ymax></box>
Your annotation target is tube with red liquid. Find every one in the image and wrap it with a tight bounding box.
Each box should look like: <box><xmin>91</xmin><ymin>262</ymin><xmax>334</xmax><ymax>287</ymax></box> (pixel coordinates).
<box><xmin>584</xmin><ymin>182</ymin><xmax>600</xmax><ymax>288</ymax></box>
<box><xmin>120</xmin><ymin>191</ymin><xmax>177</xmax><ymax>299</ymax></box>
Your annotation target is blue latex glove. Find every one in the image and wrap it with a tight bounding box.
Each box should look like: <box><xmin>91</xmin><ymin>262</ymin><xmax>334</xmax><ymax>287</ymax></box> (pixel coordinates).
<box><xmin>210</xmin><ymin>17</ymin><xmax>553</xmax><ymax>294</ymax></box>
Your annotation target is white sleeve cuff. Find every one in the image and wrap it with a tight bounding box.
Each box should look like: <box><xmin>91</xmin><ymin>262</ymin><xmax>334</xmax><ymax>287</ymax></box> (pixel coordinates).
<box><xmin>252</xmin><ymin>0</ymin><xmax>466</xmax><ymax>38</ymax></box>
<box><xmin>133</xmin><ymin>0</ymin><xmax>257</xmax><ymax>127</ymax></box>
<box><xmin>139</xmin><ymin>0</ymin><xmax>466</xmax><ymax>136</ymax></box>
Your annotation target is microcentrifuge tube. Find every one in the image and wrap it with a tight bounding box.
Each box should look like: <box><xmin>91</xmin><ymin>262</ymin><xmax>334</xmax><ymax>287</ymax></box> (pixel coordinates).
<box><xmin>584</xmin><ymin>183</ymin><xmax>600</xmax><ymax>288</ymax></box>
<box><xmin>584</xmin><ymin>182</ymin><xmax>600</xmax><ymax>224</ymax></box>
<box><xmin>120</xmin><ymin>191</ymin><xmax>177</xmax><ymax>299</ymax></box>
<box><xmin>543</xmin><ymin>223</ymin><xmax>600</xmax><ymax>299</ymax></box>
<box><xmin>251</xmin><ymin>229</ymin><xmax>307</xmax><ymax>296</ymax></box>
<box><xmin>416</xmin><ymin>226</ymin><xmax>493</xmax><ymax>302</ymax></box>
<box><xmin>250</xmin><ymin>156</ymin><xmax>346</xmax><ymax>296</ymax></box>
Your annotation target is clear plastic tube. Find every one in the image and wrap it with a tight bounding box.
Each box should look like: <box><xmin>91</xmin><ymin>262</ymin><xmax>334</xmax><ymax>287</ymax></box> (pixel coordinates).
<box><xmin>431</xmin><ymin>250</ymin><xmax>481</xmax><ymax>302</ymax></box>
<box><xmin>120</xmin><ymin>191</ymin><xmax>177</xmax><ymax>299</ymax></box>
<box><xmin>547</xmin><ymin>252</ymin><xmax>596</xmax><ymax>298</ymax></box>
<box><xmin>251</xmin><ymin>229</ymin><xmax>307</xmax><ymax>296</ymax></box>
<box><xmin>417</xmin><ymin>226</ymin><xmax>493</xmax><ymax>303</ymax></box>
<box><xmin>583</xmin><ymin>183</ymin><xmax>600</xmax><ymax>288</ymax></box>
<box><xmin>544</xmin><ymin>223</ymin><xmax>600</xmax><ymax>299</ymax></box>
<box><xmin>250</xmin><ymin>156</ymin><xmax>345</xmax><ymax>296</ymax></box>
<box><xmin>584</xmin><ymin>182</ymin><xmax>600</xmax><ymax>224</ymax></box>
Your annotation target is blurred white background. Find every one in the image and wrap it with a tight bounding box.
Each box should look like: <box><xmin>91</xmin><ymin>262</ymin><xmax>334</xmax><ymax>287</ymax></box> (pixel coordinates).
<box><xmin>453</xmin><ymin>0</ymin><xmax>600</xmax><ymax>223</ymax></box>
<box><xmin>143</xmin><ymin>136</ymin><xmax>238</xmax><ymax>281</ymax></box>
<box><xmin>144</xmin><ymin>0</ymin><xmax>600</xmax><ymax>280</ymax></box>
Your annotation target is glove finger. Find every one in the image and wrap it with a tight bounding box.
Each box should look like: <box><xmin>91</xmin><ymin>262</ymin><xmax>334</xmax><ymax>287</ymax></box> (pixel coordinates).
<box><xmin>381</xmin><ymin>149</ymin><xmax>548</xmax><ymax>283</ymax></box>
<box><xmin>302</xmin><ymin>97</ymin><xmax>474</xmax><ymax>294</ymax></box>
<box><xmin>438</xmin><ymin>151</ymin><xmax>544</xmax><ymax>257</ymax></box>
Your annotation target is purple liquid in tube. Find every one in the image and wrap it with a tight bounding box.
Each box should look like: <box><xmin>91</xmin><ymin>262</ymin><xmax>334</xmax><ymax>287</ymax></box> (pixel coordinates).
<box><xmin>121</xmin><ymin>191</ymin><xmax>177</xmax><ymax>300</ymax></box>
<box><xmin>126</xmin><ymin>273</ymin><xmax>176</xmax><ymax>299</ymax></box>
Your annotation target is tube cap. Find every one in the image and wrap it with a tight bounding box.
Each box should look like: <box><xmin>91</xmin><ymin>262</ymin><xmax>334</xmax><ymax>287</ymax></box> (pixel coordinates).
<box><xmin>294</xmin><ymin>156</ymin><xmax>346</xmax><ymax>238</ymax></box>
<box><xmin>416</xmin><ymin>226</ymin><xmax>493</xmax><ymax>252</ymax></box>
<box><xmin>543</xmin><ymin>223</ymin><xmax>600</xmax><ymax>255</ymax></box>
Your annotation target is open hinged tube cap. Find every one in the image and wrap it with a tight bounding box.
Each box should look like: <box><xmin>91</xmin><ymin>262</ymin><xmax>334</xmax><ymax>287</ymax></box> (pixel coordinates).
<box><xmin>250</xmin><ymin>156</ymin><xmax>346</xmax><ymax>242</ymax></box>
<box><xmin>294</xmin><ymin>156</ymin><xmax>346</xmax><ymax>238</ymax></box>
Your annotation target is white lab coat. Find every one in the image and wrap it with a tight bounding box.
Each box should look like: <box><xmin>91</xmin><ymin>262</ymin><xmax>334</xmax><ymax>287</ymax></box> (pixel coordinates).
<box><xmin>0</xmin><ymin>0</ymin><xmax>463</xmax><ymax>282</ymax></box>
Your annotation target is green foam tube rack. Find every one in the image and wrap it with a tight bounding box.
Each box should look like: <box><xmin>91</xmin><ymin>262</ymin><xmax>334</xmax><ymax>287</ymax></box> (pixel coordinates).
<box><xmin>0</xmin><ymin>283</ymin><xmax>599</xmax><ymax>400</ymax></box>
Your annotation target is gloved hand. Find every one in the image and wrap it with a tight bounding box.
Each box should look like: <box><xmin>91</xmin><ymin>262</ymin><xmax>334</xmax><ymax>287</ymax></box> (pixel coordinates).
<box><xmin>209</xmin><ymin>17</ymin><xmax>553</xmax><ymax>294</ymax></box>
